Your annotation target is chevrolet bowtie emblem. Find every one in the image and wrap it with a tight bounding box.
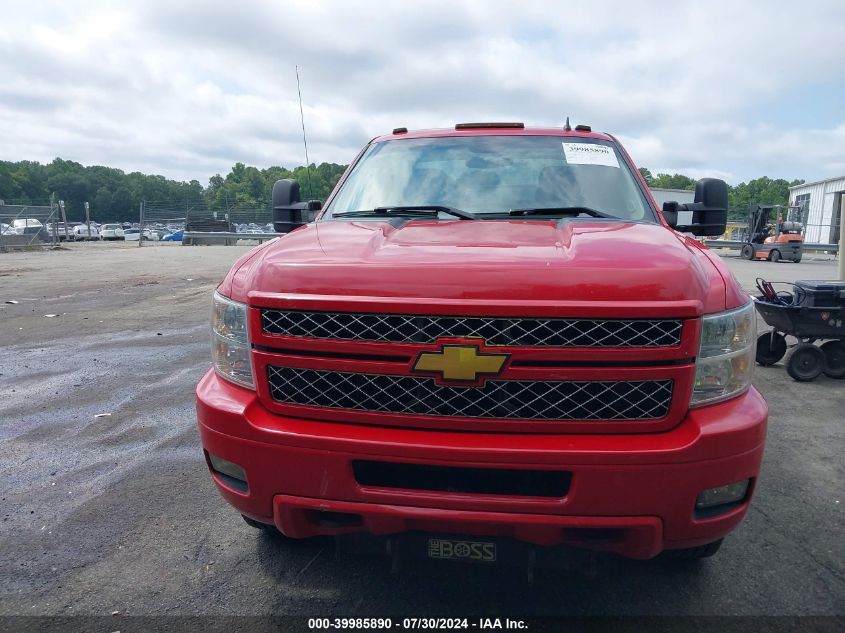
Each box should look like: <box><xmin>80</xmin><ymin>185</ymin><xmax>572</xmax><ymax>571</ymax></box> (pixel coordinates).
<box><xmin>413</xmin><ymin>343</ymin><xmax>509</xmax><ymax>384</ymax></box>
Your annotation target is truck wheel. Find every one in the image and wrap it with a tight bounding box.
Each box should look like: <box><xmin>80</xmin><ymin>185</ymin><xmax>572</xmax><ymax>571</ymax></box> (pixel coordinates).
<box><xmin>785</xmin><ymin>343</ymin><xmax>825</xmax><ymax>381</ymax></box>
<box><xmin>241</xmin><ymin>514</ymin><xmax>276</xmax><ymax>531</ymax></box>
<box><xmin>769</xmin><ymin>249</ymin><xmax>781</xmax><ymax>263</ymax></box>
<box><xmin>740</xmin><ymin>244</ymin><xmax>754</xmax><ymax>260</ymax></box>
<box><xmin>820</xmin><ymin>341</ymin><xmax>845</xmax><ymax>379</ymax></box>
<box><xmin>756</xmin><ymin>332</ymin><xmax>787</xmax><ymax>365</ymax></box>
<box><xmin>665</xmin><ymin>539</ymin><xmax>723</xmax><ymax>559</ymax></box>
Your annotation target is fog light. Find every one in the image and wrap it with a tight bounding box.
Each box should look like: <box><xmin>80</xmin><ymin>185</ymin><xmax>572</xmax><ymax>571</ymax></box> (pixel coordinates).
<box><xmin>207</xmin><ymin>452</ymin><xmax>248</xmax><ymax>492</ymax></box>
<box><xmin>696</xmin><ymin>480</ymin><xmax>750</xmax><ymax>509</ymax></box>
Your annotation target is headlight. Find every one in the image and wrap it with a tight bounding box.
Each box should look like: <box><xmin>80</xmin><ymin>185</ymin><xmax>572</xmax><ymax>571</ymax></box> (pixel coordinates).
<box><xmin>211</xmin><ymin>291</ymin><xmax>254</xmax><ymax>389</ymax></box>
<box><xmin>691</xmin><ymin>302</ymin><xmax>755</xmax><ymax>406</ymax></box>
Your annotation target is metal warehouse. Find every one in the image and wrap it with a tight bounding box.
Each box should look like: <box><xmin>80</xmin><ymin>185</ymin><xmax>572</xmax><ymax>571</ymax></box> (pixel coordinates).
<box><xmin>649</xmin><ymin>188</ymin><xmax>695</xmax><ymax>207</ymax></box>
<box><xmin>789</xmin><ymin>176</ymin><xmax>845</xmax><ymax>244</ymax></box>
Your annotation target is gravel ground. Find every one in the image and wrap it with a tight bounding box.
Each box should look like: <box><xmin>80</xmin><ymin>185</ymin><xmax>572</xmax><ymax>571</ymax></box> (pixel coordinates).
<box><xmin>0</xmin><ymin>241</ymin><xmax>842</xmax><ymax>618</ymax></box>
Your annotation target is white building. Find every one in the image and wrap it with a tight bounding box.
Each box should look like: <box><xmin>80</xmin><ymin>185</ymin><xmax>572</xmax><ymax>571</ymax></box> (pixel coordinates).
<box><xmin>649</xmin><ymin>188</ymin><xmax>696</xmax><ymax>207</ymax></box>
<box><xmin>788</xmin><ymin>177</ymin><xmax>845</xmax><ymax>244</ymax></box>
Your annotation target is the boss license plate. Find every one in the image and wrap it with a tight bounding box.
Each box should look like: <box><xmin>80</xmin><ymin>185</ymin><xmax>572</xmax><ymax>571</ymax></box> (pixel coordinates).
<box><xmin>427</xmin><ymin>538</ymin><xmax>497</xmax><ymax>563</ymax></box>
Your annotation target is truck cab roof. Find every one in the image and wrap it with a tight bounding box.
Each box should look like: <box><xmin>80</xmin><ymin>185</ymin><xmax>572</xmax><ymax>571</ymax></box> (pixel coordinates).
<box><xmin>373</xmin><ymin>124</ymin><xmax>614</xmax><ymax>143</ymax></box>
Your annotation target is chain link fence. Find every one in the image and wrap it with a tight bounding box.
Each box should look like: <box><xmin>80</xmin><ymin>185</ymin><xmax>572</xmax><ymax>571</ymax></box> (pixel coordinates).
<box><xmin>789</xmin><ymin>201</ymin><xmax>839</xmax><ymax>248</ymax></box>
<box><xmin>0</xmin><ymin>202</ymin><xmax>60</xmax><ymax>252</ymax></box>
<box><xmin>134</xmin><ymin>201</ymin><xmax>188</xmax><ymax>245</ymax></box>
<box><xmin>138</xmin><ymin>200</ymin><xmax>277</xmax><ymax>245</ymax></box>
<box><xmin>803</xmin><ymin>211</ymin><xmax>841</xmax><ymax>248</ymax></box>
<box><xmin>721</xmin><ymin>202</ymin><xmax>839</xmax><ymax>254</ymax></box>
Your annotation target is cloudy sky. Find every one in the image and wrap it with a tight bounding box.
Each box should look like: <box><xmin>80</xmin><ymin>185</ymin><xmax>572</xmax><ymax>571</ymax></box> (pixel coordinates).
<box><xmin>1</xmin><ymin>0</ymin><xmax>843</xmax><ymax>185</ymax></box>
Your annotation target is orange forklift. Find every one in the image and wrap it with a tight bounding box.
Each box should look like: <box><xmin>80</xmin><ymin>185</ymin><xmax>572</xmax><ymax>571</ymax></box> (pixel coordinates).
<box><xmin>740</xmin><ymin>204</ymin><xmax>804</xmax><ymax>263</ymax></box>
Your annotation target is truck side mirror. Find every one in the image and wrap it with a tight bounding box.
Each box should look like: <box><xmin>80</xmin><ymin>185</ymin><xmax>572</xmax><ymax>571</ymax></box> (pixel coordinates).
<box><xmin>271</xmin><ymin>179</ymin><xmax>322</xmax><ymax>233</ymax></box>
<box><xmin>662</xmin><ymin>178</ymin><xmax>728</xmax><ymax>237</ymax></box>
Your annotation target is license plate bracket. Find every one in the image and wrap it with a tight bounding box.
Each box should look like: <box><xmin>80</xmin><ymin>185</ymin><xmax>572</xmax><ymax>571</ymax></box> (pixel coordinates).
<box><xmin>427</xmin><ymin>537</ymin><xmax>497</xmax><ymax>563</ymax></box>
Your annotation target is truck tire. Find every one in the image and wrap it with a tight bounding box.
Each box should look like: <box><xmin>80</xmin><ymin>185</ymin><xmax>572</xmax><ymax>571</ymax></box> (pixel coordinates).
<box><xmin>769</xmin><ymin>249</ymin><xmax>781</xmax><ymax>263</ymax></box>
<box><xmin>756</xmin><ymin>332</ymin><xmax>786</xmax><ymax>365</ymax></box>
<box><xmin>740</xmin><ymin>244</ymin><xmax>754</xmax><ymax>260</ymax></box>
<box><xmin>665</xmin><ymin>539</ymin><xmax>723</xmax><ymax>559</ymax></box>
<box><xmin>785</xmin><ymin>343</ymin><xmax>825</xmax><ymax>381</ymax></box>
<box><xmin>820</xmin><ymin>341</ymin><xmax>845</xmax><ymax>379</ymax></box>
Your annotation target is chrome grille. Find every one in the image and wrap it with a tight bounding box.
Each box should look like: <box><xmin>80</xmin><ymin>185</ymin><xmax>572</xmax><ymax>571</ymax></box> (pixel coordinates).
<box><xmin>267</xmin><ymin>366</ymin><xmax>673</xmax><ymax>421</ymax></box>
<box><xmin>261</xmin><ymin>311</ymin><xmax>683</xmax><ymax>347</ymax></box>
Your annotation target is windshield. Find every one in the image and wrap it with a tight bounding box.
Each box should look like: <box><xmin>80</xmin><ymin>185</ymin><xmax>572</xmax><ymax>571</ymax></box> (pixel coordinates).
<box><xmin>325</xmin><ymin>135</ymin><xmax>653</xmax><ymax>221</ymax></box>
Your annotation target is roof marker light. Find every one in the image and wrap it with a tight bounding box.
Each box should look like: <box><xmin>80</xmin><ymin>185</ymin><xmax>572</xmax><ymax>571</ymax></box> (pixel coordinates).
<box><xmin>455</xmin><ymin>122</ymin><xmax>525</xmax><ymax>129</ymax></box>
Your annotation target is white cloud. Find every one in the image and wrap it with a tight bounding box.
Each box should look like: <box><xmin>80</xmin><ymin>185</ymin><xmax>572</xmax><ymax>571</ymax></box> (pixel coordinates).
<box><xmin>0</xmin><ymin>0</ymin><xmax>843</xmax><ymax>184</ymax></box>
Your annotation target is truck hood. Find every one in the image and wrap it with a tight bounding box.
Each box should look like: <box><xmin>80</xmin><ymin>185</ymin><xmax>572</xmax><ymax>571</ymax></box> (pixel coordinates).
<box><xmin>226</xmin><ymin>219</ymin><xmax>732</xmax><ymax>315</ymax></box>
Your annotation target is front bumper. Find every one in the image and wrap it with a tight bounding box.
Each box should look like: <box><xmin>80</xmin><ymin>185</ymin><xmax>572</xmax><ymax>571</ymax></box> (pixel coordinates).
<box><xmin>196</xmin><ymin>370</ymin><xmax>767</xmax><ymax>559</ymax></box>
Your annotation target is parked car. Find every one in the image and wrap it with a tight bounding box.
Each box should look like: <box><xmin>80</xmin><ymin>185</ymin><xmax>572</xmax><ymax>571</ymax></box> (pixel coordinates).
<box><xmin>162</xmin><ymin>230</ymin><xmax>184</xmax><ymax>242</ymax></box>
<box><xmin>10</xmin><ymin>218</ymin><xmax>49</xmax><ymax>241</ymax></box>
<box><xmin>71</xmin><ymin>224</ymin><xmax>100</xmax><ymax>240</ymax></box>
<box><xmin>123</xmin><ymin>228</ymin><xmax>159</xmax><ymax>241</ymax></box>
<box><xmin>0</xmin><ymin>222</ymin><xmax>12</xmax><ymax>235</ymax></box>
<box><xmin>11</xmin><ymin>218</ymin><xmax>44</xmax><ymax>234</ymax></box>
<box><xmin>99</xmin><ymin>224</ymin><xmax>125</xmax><ymax>240</ymax></box>
<box><xmin>43</xmin><ymin>223</ymin><xmax>76</xmax><ymax>241</ymax></box>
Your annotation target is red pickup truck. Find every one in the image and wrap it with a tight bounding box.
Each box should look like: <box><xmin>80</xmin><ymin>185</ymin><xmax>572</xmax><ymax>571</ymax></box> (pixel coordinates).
<box><xmin>196</xmin><ymin>123</ymin><xmax>767</xmax><ymax>562</ymax></box>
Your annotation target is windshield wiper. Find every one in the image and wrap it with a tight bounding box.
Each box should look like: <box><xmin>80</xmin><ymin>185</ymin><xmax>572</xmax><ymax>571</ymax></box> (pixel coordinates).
<box><xmin>505</xmin><ymin>207</ymin><xmax>617</xmax><ymax>219</ymax></box>
<box><xmin>332</xmin><ymin>206</ymin><xmax>477</xmax><ymax>220</ymax></box>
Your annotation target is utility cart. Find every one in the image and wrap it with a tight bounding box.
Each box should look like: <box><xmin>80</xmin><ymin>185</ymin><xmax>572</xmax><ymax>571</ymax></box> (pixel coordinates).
<box><xmin>754</xmin><ymin>279</ymin><xmax>845</xmax><ymax>381</ymax></box>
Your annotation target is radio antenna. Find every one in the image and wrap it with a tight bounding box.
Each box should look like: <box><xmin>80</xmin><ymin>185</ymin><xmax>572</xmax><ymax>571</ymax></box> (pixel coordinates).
<box><xmin>295</xmin><ymin>65</ymin><xmax>314</xmax><ymax>200</ymax></box>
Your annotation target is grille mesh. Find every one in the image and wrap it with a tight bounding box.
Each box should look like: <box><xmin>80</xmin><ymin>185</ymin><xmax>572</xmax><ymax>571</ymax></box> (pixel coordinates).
<box><xmin>261</xmin><ymin>310</ymin><xmax>683</xmax><ymax>347</ymax></box>
<box><xmin>267</xmin><ymin>366</ymin><xmax>673</xmax><ymax>421</ymax></box>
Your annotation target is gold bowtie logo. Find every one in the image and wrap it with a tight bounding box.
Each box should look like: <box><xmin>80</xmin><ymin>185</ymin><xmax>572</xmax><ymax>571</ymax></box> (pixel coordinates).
<box><xmin>413</xmin><ymin>343</ymin><xmax>509</xmax><ymax>384</ymax></box>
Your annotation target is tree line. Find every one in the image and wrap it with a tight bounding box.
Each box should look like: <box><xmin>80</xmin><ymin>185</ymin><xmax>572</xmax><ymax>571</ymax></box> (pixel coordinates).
<box><xmin>638</xmin><ymin>168</ymin><xmax>804</xmax><ymax>220</ymax></box>
<box><xmin>0</xmin><ymin>157</ymin><xmax>803</xmax><ymax>224</ymax></box>
<box><xmin>0</xmin><ymin>158</ymin><xmax>346</xmax><ymax>224</ymax></box>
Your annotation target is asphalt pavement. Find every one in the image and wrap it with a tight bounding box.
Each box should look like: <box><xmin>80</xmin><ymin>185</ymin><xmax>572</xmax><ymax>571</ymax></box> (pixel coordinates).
<box><xmin>0</xmin><ymin>243</ymin><xmax>842</xmax><ymax>620</ymax></box>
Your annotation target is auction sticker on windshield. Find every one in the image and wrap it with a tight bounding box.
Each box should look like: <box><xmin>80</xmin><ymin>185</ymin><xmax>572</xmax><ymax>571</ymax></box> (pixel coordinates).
<box><xmin>562</xmin><ymin>142</ymin><xmax>619</xmax><ymax>167</ymax></box>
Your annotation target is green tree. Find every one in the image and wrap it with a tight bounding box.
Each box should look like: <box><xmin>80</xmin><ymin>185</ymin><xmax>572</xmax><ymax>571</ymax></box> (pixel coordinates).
<box><xmin>726</xmin><ymin>177</ymin><xmax>804</xmax><ymax>219</ymax></box>
<box><xmin>649</xmin><ymin>173</ymin><xmax>697</xmax><ymax>190</ymax></box>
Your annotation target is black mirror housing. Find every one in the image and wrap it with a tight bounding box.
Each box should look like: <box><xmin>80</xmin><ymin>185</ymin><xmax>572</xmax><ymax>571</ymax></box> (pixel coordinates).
<box><xmin>662</xmin><ymin>178</ymin><xmax>728</xmax><ymax>237</ymax></box>
<box><xmin>271</xmin><ymin>179</ymin><xmax>322</xmax><ymax>233</ymax></box>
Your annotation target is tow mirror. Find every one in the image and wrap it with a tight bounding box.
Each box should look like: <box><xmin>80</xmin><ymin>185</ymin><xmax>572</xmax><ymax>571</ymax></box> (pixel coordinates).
<box><xmin>271</xmin><ymin>179</ymin><xmax>322</xmax><ymax>233</ymax></box>
<box><xmin>662</xmin><ymin>178</ymin><xmax>728</xmax><ymax>237</ymax></box>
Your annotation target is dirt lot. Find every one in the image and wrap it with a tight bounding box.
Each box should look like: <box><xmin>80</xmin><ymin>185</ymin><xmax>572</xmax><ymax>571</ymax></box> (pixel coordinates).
<box><xmin>0</xmin><ymin>241</ymin><xmax>842</xmax><ymax>619</ymax></box>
